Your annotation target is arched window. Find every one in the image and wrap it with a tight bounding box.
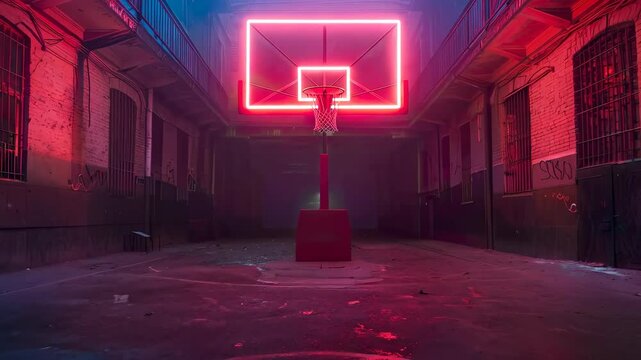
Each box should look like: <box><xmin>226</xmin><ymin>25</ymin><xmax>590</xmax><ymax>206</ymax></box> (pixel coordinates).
<box><xmin>573</xmin><ymin>22</ymin><xmax>640</xmax><ymax>168</ymax></box>
<box><xmin>109</xmin><ymin>89</ymin><xmax>137</xmax><ymax>197</ymax></box>
<box><xmin>0</xmin><ymin>18</ymin><xmax>29</xmax><ymax>181</ymax></box>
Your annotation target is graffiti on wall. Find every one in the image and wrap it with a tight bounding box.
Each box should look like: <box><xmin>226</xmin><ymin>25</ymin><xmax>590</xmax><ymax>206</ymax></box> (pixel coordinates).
<box><xmin>539</xmin><ymin>159</ymin><xmax>574</xmax><ymax>181</ymax></box>
<box><xmin>550</xmin><ymin>191</ymin><xmax>578</xmax><ymax>214</ymax></box>
<box><xmin>69</xmin><ymin>165</ymin><xmax>108</xmax><ymax>192</ymax></box>
<box><xmin>533</xmin><ymin>154</ymin><xmax>576</xmax><ymax>189</ymax></box>
<box><xmin>188</xmin><ymin>168</ymin><xmax>197</xmax><ymax>192</ymax></box>
<box><xmin>165</xmin><ymin>161</ymin><xmax>176</xmax><ymax>185</ymax></box>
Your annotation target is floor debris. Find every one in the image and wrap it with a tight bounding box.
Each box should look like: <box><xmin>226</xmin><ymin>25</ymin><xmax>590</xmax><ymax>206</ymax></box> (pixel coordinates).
<box><xmin>113</xmin><ymin>294</ymin><xmax>129</xmax><ymax>304</ymax></box>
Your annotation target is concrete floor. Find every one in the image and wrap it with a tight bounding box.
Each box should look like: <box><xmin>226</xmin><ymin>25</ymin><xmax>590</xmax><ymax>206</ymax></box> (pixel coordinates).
<box><xmin>1</xmin><ymin>239</ymin><xmax>641</xmax><ymax>360</ymax></box>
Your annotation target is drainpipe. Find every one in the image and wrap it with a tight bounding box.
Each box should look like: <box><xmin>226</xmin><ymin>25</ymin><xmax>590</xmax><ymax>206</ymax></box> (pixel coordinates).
<box><xmin>484</xmin><ymin>87</ymin><xmax>495</xmax><ymax>250</ymax></box>
<box><xmin>145</xmin><ymin>88</ymin><xmax>154</xmax><ymax>238</ymax></box>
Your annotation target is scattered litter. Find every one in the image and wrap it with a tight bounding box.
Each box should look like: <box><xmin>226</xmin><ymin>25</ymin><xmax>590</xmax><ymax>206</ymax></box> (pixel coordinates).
<box><xmin>371</xmin><ymin>349</ymin><xmax>404</xmax><ymax>357</ymax></box>
<box><xmin>348</xmin><ymin>300</ymin><xmax>360</xmax><ymax>305</ymax></box>
<box><xmin>533</xmin><ymin>259</ymin><xmax>555</xmax><ymax>265</ymax></box>
<box><xmin>419</xmin><ymin>289</ymin><xmax>429</xmax><ymax>295</ymax></box>
<box><xmin>144</xmin><ymin>312</ymin><xmax>154</xmax><ymax>317</ymax></box>
<box><xmin>40</xmin><ymin>346</ymin><xmax>51</xmax><ymax>350</ymax></box>
<box><xmin>467</xmin><ymin>287</ymin><xmax>482</xmax><ymax>298</ymax></box>
<box><xmin>26</xmin><ymin>268</ymin><xmax>30</xmax><ymax>271</ymax></box>
<box><xmin>234</xmin><ymin>342</ymin><xmax>244</xmax><ymax>348</ymax></box>
<box><xmin>301</xmin><ymin>310</ymin><xmax>314</xmax><ymax>316</ymax></box>
<box><xmin>562</xmin><ymin>263</ymin><xmax>626</xmax><ymax>277</ymax></box>
<box><xmin>354</xmin><ymin>323</ymin><xmax>370</xmax><ymax>336</ymax></box>
<box><xmin>463</xmin><ymin>272</ymin><xmax>470</xmax><ymax>276</ymax></box>
<box><xmin>113</xmin><ymin>294</ymin><xmax>129</xmax><ymax>304</ymax></box>
<box><xmin>278</xmin><ymin>302</ymin><xmax>288</xmax><ymax>309</ymax></box>
<box><xmin>148</xmin><ymin>266</ymin><xmax>161</xmax><ymax>273</ymax></box>
<box><xmin>377</xmin><ymin>332</ymin><xmax>398</xmax><ymax>341</ymax></box>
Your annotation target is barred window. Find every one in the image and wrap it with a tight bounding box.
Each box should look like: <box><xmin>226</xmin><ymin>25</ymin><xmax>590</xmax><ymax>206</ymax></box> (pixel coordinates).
<box><xmin>151</xmin><ymin>113</ymin><xmax>164</xmax><ymax>180</ymax></box>
<box><xmin>573</xmin><ymin>22</ymin><xmax>640</xmax><ymax>168</ymax></box>
<box><xmin>0</xmin><ymin>18</ymin><xmax>29</xmax><ymax>181</ymax></box>
<box><xmin>504</xmin><ymin>87</ymin><xmax>532</xmax><ymax>194</ymax></box>
<box><xmin>441</xmin><ymin>135</ymin><xmax>450</xmax><ymax>190</ymax></box>
<box><xmin>177</xmin><ymin>128</ymin><xmax>190</xmax><ymax>199</ymax></box>
<box><xmin>109</xmin><ymin>89</ymin><xmax>137</xmax><ymax>197</ymax></box>
<box><xmin>460</xmin><ymin>122</ymin><xmax>472</xmax><ymax>202</ymax></box>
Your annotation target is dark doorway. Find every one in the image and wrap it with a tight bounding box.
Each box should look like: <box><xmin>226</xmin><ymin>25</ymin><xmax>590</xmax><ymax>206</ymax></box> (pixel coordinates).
<box><xmin>577</xmin><ymin>166</ymin><xmax>615</xmax><ymax>265</ymax></box>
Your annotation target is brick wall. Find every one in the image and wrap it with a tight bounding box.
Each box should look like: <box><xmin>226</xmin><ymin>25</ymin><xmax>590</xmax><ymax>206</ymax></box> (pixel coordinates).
<box><xmin>0</xmin><ymin>3</ymin><xmax>212</xmax><ymax>270</ymax></box>
<box><xmin>495</xmin><ymin>1</ymin><xmax>641</xmax><ymax>180</ymax></box>
<box><xmin>0</xmin><ymin>2</ymin><xmax>208</xmax><ymax>194</ymax></box>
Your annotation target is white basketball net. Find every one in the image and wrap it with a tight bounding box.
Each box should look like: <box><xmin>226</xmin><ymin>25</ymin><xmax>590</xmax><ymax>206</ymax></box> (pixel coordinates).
<box><xmin>311</xmin><ymin>97</ymin><xmax>339</xmax><ymax>133</ymax></box>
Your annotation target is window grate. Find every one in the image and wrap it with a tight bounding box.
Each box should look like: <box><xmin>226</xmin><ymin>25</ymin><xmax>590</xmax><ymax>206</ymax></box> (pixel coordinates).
<box><xmin>461</xmin><ymin>122</ymin><xmax>472</xmax><ymax>202</ymax></box>
<box><xmin>109</xmin><ymin>89</ymin><xmax>137</xmax><ymax>197</ymax></box>
<box><xmin>0</xmin><ymin>18</ymin><xmax>28</xmax><ymax>181</ymax></box>
<box><xmin>504</xmin><ymin>87</ymin><xmax>532</xmax><ymax>194</ymax></box>
<box><xmin>573</xmin><ymin>22</ymin><xmax>640</xmax><ymax>169</ymax></box>
<box><xmin>441</xmin><ymin>135</ymin><xmax>450</xmax><ymax>190</ymax></box>
<box><xmin>151</xmin><ymin>113</ymin><xmax>164</xmax><ymax>180</ymax></box>
<box><xmin>177</xmin><ymin>128</ymin><xmax>190</xmax><ymax>200</ymax></box>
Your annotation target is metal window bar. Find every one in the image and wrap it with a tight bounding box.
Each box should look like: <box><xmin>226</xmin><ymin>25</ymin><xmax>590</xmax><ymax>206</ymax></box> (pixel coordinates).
<box><xmin>176</xmin><ymin>128</ymin><xmax>189</xmax><ymax>201</ymax></box>
<box><xmin>504</xmin><ymin>87</ymin><xmax>532</xmax><ymax>194</ymax></box>
<box><xmin>573</xmin><ymin>23</ymin><xmax>640</xmax><ymax>169</ymax></box>
<box><xmin>461</xmin><ymin>122</ymin><xmax>473</xmax><ymax>202</ymax></box>
<box><xmin>151</xmin><ymin>113</ymin><xmax>164</xmax><ymax>180</ymax></box>
<box><xmin>441</xmin><ymin>135</ymin><xmax>451</xmax><ymax>190</ymax></box>
<box><xmin>0</xmin><ymin>19</ymin><xmax>28</xmax><ymax>181</ymax></box>
<box><xmin>109</xmin><ymin>89</ymin><xmax>137</xmax><ymax>197</ymax></box>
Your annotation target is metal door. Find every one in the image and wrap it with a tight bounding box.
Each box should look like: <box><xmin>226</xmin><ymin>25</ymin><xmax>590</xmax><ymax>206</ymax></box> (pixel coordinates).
<box><xmin>577</xmin><ymin>165</ymin><xmax>615</xmax><ymax>265</ymax></box>
<box><xmin>613</xmin><ymin>162</ymin><xmax>641</xmax><ymax>269</ymax></box>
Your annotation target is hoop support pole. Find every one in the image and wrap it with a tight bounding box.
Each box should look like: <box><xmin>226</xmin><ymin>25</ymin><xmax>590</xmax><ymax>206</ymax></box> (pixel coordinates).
<box><xmin>320</xmin><ymin>153</ymin><xmax>329</xmax><ymax>210</ymax></box>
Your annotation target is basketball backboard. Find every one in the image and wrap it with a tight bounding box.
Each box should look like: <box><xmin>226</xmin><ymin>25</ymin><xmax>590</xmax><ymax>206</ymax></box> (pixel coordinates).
<box><xmin>242</xmin><ymin>19</ymin><xmax>403</xmax><ymax>113</ymax></box>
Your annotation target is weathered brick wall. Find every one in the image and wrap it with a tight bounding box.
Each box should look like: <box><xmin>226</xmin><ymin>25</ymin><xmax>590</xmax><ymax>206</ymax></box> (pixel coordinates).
<box><xmin>495</xmin><ymin>1</ymin><xmax>641</xmax><ymax>175</ymax></box>
<box><xmin>0</xmin><ymin>3</ymin><xmax>150</xmax><ymax>190</ymax></box>
<box><xmin>0</xmin><ymin>3</ymin><xmax>204</xmax><ymax>194</ymax></box>
<box><xmin>2</xmin><ymin>2</ymin><xmax>78</xmax><ymax>189</ymax></box>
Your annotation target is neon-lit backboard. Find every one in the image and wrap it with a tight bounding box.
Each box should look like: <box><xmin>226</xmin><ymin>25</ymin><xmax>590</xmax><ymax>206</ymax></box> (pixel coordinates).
<box><xmin>244</xmin><ymin>19</ymin><xmax>402</xmax><ymax>112</ymax></box>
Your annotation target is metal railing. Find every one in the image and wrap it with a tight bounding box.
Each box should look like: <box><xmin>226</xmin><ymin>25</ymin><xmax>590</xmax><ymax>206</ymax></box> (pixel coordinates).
<box><xmin>122</xmin><ymin>0</ymin><xmax>227</xmax><ymax>108</ymax></box>
<box><xmin>417</xmin><ymin>0</ymin><xmax>526</xmax><ymax>103</ymax></box>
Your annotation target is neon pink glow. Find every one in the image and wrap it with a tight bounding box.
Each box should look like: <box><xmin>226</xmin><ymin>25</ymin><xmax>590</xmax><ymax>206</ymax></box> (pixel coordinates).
<box><xmin>245</xmin><ymin>19</ymin><xmax>402</xmax><ymax>111</ymax></box>
<box><xmin>297</xmin><ymin>66</ymin><xmax>351</xmax><ymax>102</ymax></box>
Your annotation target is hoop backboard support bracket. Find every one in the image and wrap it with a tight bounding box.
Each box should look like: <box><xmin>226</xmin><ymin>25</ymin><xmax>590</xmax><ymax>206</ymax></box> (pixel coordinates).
<box><xmin>238</xmin><ymin>80</ymin><xmax>409</xmax><ymax>116</ymax></box>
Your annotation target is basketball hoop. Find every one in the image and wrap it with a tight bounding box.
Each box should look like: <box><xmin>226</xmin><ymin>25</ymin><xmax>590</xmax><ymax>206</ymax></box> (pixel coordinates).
<box><xmin>303</xmin><ymin>86</ymin><xmax>345</xmax><ymax>134</ymax></box>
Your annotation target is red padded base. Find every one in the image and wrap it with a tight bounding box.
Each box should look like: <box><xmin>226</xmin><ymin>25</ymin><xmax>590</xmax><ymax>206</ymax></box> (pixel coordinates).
<box><xmin>295</xmin><ymin>209</ymin><xmax>352</xmax><ymax>262</ymax></box>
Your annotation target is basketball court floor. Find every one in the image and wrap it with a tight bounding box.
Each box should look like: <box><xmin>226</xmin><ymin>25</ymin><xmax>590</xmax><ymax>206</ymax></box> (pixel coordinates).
<box><xmin>2</xmin><ymin>2</ymin><xmax>641</xmax><ymax>359</ymax></box>
<box><xmin>1</xmin><ymin>238</ymin><xmax>641</xmax><ymax>359</ymax></box>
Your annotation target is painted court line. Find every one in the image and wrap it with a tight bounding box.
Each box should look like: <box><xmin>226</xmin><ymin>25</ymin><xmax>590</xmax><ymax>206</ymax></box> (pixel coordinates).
<box><xmin>227</xmin><ymin>351</ymin><xmax>409</xmax><ymax>360</ymax></box>
<box><xmin>0</xmin><ymin>256</ymin><xmax>167</xmax><ymax>297</ymax></box>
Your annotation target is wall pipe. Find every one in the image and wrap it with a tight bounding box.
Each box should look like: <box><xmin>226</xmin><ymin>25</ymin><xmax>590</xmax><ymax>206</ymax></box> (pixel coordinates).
<box><xmin>484</xmin><ymin>87</ymin><xmax>495</xmax><ymax>249</ymax></box>
<box><xmin>145</xmin><ymin>88</ymin><xmax>154</xmax><ymax>240</ymax></box>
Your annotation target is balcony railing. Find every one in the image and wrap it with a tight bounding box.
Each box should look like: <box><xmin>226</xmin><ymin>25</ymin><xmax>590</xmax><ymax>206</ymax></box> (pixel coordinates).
<box><xmin>121</xmin><ymin>0</ymin><xmax>227</xmax><ymax>108</ymax></box>
<box><xmin>417</xmin><ymin>0</ymin><xmax>527</xmax><ymax>103</ymax></box>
